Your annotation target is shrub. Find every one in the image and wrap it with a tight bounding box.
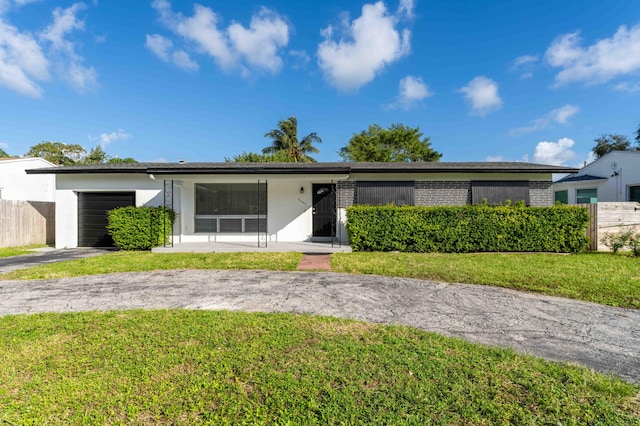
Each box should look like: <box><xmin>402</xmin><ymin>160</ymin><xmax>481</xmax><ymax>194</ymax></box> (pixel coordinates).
<box><xmin>346</xmin><ymin>204</ymin><xmax>589</xmax><ymax>253</ymax></box>
<box><xmin>107</xmin><ymin>206</ymin><xmax>176</xmax><ymax>250</ymax></box>
<box><xmin>602</xmin><ymin>228</ymin><xmax>640</xmax><ymax>256</ymax></box>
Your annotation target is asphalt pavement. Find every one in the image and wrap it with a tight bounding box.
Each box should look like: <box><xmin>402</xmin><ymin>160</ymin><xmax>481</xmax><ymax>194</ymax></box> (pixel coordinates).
<box><xmin>1</xmin><ymin>269</ymin><xmax>638</xmax><ymax>384</ymax></box>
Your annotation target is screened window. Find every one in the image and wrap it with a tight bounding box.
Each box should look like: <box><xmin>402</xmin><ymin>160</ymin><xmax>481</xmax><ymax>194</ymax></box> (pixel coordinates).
<box><xmin>576</xmin><ymin>188</ymin><xmax>597</xmax><ymax>204</ymax></box>
<box><xmin>629</xmin><ymin>186</ymin><xmax>640</xmax><ymax>202</ymax></box>
<box><xmin>195</xmin><ymin>183</ymin><xmax>267</xmax><ymax>233</ymax></box>
<box><xmin>471</xmin><ymin>181</ymin><xmax>530</xmax><ymax>205</ymax></box>
<box><xmin>356</xmin><ymin>181</ymin><xmax>414</xmax><ymax>206</ymax></box>
<box><xmin>554</xmin><ymin>190</ymin><xmax>568</xmax><ymax>204</ymax></box>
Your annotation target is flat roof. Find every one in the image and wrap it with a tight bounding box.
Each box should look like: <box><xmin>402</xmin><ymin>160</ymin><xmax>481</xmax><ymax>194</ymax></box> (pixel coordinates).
<box><xmin>26</xmin><ymin>161</ymin><xmax>579</xmax><ymax>175</ymax></box>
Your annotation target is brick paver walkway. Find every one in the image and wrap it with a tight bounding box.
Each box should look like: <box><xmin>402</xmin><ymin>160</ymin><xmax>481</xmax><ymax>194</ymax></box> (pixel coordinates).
<box><xmin>296</xmin><ymin>253</ymin><xmax>331</xmax><ymax>271</ymax></box>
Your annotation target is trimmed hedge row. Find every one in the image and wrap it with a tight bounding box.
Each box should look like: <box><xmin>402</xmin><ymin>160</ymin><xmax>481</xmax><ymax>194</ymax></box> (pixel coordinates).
<box><xmin>107</xmin><ymin>206</ymin><xmax>176</xmax><ymax>250</ymax></box>
<box><xmin>346</xmin><ymin>205</ymin><xmax>590</xmax><ymax>253</ymax></box>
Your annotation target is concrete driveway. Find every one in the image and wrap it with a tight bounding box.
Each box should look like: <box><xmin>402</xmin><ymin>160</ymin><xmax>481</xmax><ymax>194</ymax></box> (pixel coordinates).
<box><xmin>1</xmin><ymin>269</ymin><xmax>638</xmax><ymax>384</ymax></box>
<box><xmin>0</xmin><ymin>248</ymin><xmax>111</xmax><ymax>274</ymax></box>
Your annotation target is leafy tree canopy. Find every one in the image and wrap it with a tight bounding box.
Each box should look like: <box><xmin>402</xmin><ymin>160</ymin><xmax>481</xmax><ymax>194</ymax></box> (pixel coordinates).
<box><xmin>26</xmin><ymin>141</ymin><xmax>86</xmax><ymax>166</ymax></box>
<box><xmin>225</xmin><ymin>150</ymin><xmax>294</xmax><ymax>162</ymax></box>
<box><xmin>25</xmin><ymin>141</ymin><xmax>137</xmax><ymax>165</ymax></box>
<box><xmin>263</xmin><ymin>115</ymin><xmax>321</xmax><ymax>162</ymax></box>
<box><xmin>339</xmin><ymin>123</ymin><xmax>442</xmax><ymax>162</ymax></box>
<box><xmin>592</xmin><ymin>134</ymin><xmax>637</xmax><ymax>159</ymax></box>
<box><xmin>0</xmin><ymin>147</ymin><xmax>12</xmax><ymax>158</ymax></box>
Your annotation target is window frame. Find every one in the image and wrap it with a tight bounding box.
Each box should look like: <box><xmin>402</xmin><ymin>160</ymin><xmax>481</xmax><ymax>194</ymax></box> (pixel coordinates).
<box><xmin>576</xmin><ymin>188</ymin><xmax>597</xmax><ymax>204</ymax></box>
<box><xmin>194</xmin><ymin>182</ymin><xmax>267</xmax><ymax>233</ymax></box>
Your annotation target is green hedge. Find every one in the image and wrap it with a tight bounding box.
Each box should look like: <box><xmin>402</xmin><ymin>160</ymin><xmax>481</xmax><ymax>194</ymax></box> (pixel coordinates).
<box><xmin>346</xmin><ymin>205</ymin><xmax>590</xmax><ymax>253</ymax></box>
<box><xmin>107</xmin><ymin>206</ymin><xmax>176</xmax><ymax>250</ymax></box>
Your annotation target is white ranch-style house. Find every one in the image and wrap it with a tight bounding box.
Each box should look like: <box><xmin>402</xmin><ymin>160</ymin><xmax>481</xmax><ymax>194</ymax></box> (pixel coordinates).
<box><xmin>554</xmin><ymin>151</ymin><xmax>640</xmax><ymax>204</ymax></box>
<box><xmin>28</xmin><ymin>161</ymin><xmax>577</xmax><ymax>249</ymax></box>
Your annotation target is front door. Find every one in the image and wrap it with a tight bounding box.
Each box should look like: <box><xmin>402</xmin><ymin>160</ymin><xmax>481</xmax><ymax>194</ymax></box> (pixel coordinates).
<box><xmin>312</xmin><ymin>184</ymin><xmax>336</xmax><ymax>237</ymax></box>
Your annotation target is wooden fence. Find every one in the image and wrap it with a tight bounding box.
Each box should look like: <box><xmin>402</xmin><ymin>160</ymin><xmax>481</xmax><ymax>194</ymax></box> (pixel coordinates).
<box><xmin>587</xmin><ymin>202</ymin><xmax>640</xmax><ymax>251</ymax></box>
<box><xmin>0</xmin><ymin>200</ymin><xmax>55</xmax><ymax>248</ymax></box>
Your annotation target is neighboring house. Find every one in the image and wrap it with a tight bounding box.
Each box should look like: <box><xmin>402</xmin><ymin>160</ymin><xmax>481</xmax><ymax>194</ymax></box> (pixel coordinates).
<box><xmin>553</xmin><ymin>151</ymin><xmax>640</xmax><ymax>204</ymax></box>
<box><xmin>0</xmin><ymin>157</ymin><xmax>56</xmax><ymax>201</ymax></box>
<box><xmin>27</xmin><ymin>161</ymin><xmax>576</xmax><ymax>248</ymax></box>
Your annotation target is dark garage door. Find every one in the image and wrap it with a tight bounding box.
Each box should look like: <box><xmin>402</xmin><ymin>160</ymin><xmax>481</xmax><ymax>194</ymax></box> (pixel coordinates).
<box><xmin>78</xmin><ymin>192</ymin><xmax>135</xmax><ymax>247</ymax></box>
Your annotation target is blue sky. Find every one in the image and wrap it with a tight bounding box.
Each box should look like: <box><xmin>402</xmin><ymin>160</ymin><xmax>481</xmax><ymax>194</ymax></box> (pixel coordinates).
<box><xmin>1</xmin><ymin>0</ymin><xmax>639</xmax><ymax>165</ymax></box>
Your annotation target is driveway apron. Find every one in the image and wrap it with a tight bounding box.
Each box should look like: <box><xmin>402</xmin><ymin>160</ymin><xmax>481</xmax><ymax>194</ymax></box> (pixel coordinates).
<box><xmin>0</xmin><ymin>269</ymin><xmax>638</xmax><ymax>384</ymax></box>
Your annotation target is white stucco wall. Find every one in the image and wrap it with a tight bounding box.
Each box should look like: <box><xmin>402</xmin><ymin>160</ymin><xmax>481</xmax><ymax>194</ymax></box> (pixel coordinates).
<box><xmin>55</xmin><ymin>173</ymin><xmax>163</xmax><ymax>248</ymax></box>
<box><xmin>170</xmin><ymin>174</ymin><xmax>348</xmax><ymax>243</ymax></box>
<box><xmin>0</xmin><ymin>158</ymin><xmax>55</xmax><ymax>201</ymax></box>
<box><xmin>554</xmin><ymin>151</ymin><xmax>640</xmax><ymax>203</ymax></box>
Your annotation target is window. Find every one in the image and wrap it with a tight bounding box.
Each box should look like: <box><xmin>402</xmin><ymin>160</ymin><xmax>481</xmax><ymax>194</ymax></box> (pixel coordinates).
<box><xmin>630</xmin><ymin>186</ymin><xmax>640</xmax><ymax>202</ymax></box>
<box><xmin>195</xmin><ymin>183</ymin><xmax>267</xmax><ymax>233</ymax></box>
<box><xmin>471</xmin><ymin>181</ymin><xmax>530</xmax><ymax>205</ymax></box>
<box><xmin>356</xmin><ymin>181</ymin><xmax>414</xmax><ymax>206</ymax></box>
<box><xmin>554</xmin><ymin>190</ymin><xmax>568</xmax><ymax>204</ymax></box>
<box><xmin>576</xmin><ymin>188</ymin><xmax>597</xmax><ymax>204</ymax></box>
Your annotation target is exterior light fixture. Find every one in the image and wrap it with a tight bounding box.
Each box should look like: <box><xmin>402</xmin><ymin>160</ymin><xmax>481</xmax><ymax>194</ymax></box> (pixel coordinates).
<box><xmin>300</xmin><ymin>186</ymin><xmax>304</xmax><ymax>194</ymax></box>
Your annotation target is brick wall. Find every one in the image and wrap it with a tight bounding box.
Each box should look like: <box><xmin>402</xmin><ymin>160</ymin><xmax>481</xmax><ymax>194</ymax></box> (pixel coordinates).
<box><xmin>529</xmin><ymin>181</ymin><xmax>553</xmax><ymax>207</ymax></box>
<box><xmin>414</xmin><ymin>181</ymin><xmax>471</xmax><ymax>206</ymax></box>
<box><xmin>337</xmin><ymin>181</ymin><xmax>356</xmax><ymax>208</ymax></box>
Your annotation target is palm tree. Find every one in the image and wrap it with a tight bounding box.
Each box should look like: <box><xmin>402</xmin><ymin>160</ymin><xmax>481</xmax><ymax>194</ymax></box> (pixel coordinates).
<box><xmin>263</xmin><ymin>115</ymin><xmax>322</xmax><ymax>162</ymax></box>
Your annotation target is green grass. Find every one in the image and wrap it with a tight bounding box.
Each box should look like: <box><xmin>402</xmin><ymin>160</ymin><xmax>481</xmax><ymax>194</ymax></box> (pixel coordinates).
<box><xmin>0</xmin><ymin>245</ymin><xmax>47</xmax><ymax>258</ymax></box>
<box><xmin>332</xmin><ymin>252</ymin><xmax>640</xmax><ymax>309</ymax></box>
<box><xmin>0</xmin><ymin>251</ymin><xmax>302</xmax><ymax>280</ymax></box>
<box><xmin>0</xmin><ymin>310</ymin><xmax>637</xmax><ymax>425</ymax></box>
<box><xmin>2</xmin><ymin>250</ymin><xmax>640</xmax><ymax>309</ymax></box>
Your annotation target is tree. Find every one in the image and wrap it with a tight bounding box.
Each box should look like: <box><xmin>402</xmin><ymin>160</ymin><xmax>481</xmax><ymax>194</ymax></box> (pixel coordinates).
<box><xmin>0</xmin><ymin>147</ymin><xmax>11</xmax><ymax>158</ymax></box>
<box><xmin>225</xmin><ymin>150</ymin><xmax>293</xmax><ymax>162</ymax></box>
<box><xmin>636</xmin><ymin>123</ymin><xmax>640</xmax><ymax>144</ymax></box>
<box><xmin>592</xmin><ymin>134</ymin><xmax>636</xmax><ymax>159</ymax></box>
<box><xmin>107</xmin><ymin>157</ymin><xmax>137</xmax><ymax>164</ymax></box>
<box><xmin>82</xmin><ymin>146</ymin><xmax>109</xmax><ymax>164</ymax></box>
<box><xmin>339</xmin><ymin>123</ymin><xmax>441</xmax><ymax>162</ymax></box>
<box><xmin>263</xmin><ymin>115</ymin><xmax>322</xmax><ymax>162</ymax></box>
<box><xmin>26</xmin><ymin>141</ymin><xmax>86</xmax><ymax>165</ymax></box>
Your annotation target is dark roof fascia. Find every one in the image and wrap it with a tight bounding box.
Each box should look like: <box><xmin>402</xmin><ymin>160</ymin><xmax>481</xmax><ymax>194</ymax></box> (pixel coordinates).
<box><xmin>27</xmin><ymin>162</ymin><xmax>579</xmax><ymax>175</ymax></box>
<box><xmin>147</xmin><ymin>166</ymin><xmax>350</xmax><ymax>175</ymax></box>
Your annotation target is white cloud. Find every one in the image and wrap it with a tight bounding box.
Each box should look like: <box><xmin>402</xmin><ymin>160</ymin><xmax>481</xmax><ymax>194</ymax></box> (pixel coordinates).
<box><xmin>151</xmin><ymin>0</ymin><xmax>289</xmax><ymax>75</ymax></box>
<box><xmin>512</xmin><ymin>54</ymin><xmax>538</xmax><ymax>68</ymax></box>
<box><xmin>510</xmin><ymin>54</ymin><xmax>538</xmax><ymax>79</ymax></box>
<box><xmin>317</xmin><ymin>1</ymin><xmax>411</xmax><ymax>91</ymax></box>
<box><xmin>0</xmin><ymin>18</ymin><xmax>50</xmax><ymax>96</ymax></box>
<box><xmin>533</xmin><ymin>137</ymin><xmax>577</xmax><ymax>165</ymax></box>
<box><xmin>171</xmin><ymin>50</ymin><xmax>198</xmax><ymax>71</ymax></box>
<box><xmin>486</xmin><ymin>155</ymin><xmax>504</xmax><ymax>162</ymax></box>
<box><xmin>91</xmin><ymin>129</ymin><xmax>132</xmax><ymax>148</ymax></box>
<box><xmin>546</xmin><ymin>23</ymin><xmax>640</xmax><ymax>86</ymax></box>
<box><xmin>145</xmin><ymin>34</ymin><xmax>172</xmax><ymax>61</ymax></box>
<box><xmin>398</xmin><ymin>0</ymin><xmax>415</xmax><ymax>19</ymax></box>
<box><xmin>227</xmin><ymin>8</ymin><xmax>289</xmax><ymax>73</ymax></box>
<box><xmin>39</xmin><ymin>3</ymin><xmax>97</xmax><ymax>91</ymax></box>
<box><xmin>459</xmin><ymin>76</ymin><xmax>503</xmax><ymax>116</ymax></box>
<box><xmin>145</xmin><ymin>34</ymin><xmax>198</xmax><ymax>71</ymax></box>
<box><xmin>388</xmin><ymin>75</ymin><xmax>431</xmax><ymax>109</ymax></box>
<box><xmin>510</xmin><ymin>104</ymin><xmax>579</xmax><ymax>135</ymax></box>
<box><xmin>613</xmin><ymin>81</ymin><xmax>640</xmax><ymax>93</ymax></box>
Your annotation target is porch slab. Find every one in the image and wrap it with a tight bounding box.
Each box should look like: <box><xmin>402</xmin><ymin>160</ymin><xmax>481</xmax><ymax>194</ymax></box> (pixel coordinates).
<box><xmin>152</xmin><ymin>241</ymin><xmax>351</xmax><ymax>253</ymax></box>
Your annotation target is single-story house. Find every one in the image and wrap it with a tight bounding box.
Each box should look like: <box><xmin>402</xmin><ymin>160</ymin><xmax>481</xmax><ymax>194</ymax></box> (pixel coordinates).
<box><xmin>0</xmin><ymin>157</ymin><xmax>56</xmax><ymax>201</ymax></box>
<box><xmin>553</xmin><ymin>151</ymin><xmax>640</xmax><ymax>204</ymax></box>
<box><xmin>27</xmin><ymin>161</ymin><xmax>577</xmax><ymax>248</ymax></box>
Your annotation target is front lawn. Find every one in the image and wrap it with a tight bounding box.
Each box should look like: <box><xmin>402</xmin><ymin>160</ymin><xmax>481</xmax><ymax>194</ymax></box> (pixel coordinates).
<box><xmin>0</xmin><ymin>310</ymin><xmax>637</xmax><ymax>425</ymax></box>
<box><xmin>0</xmin><ymin>245</ymin><xmax>47</xmax><ymax>258</ymax></box>
<box><xmin>332</xmin><ymin>252</ymin><xmax>640</xmax><ymax>309</ymax></box>
<box><xmin>0</xmin><ymin>251</ymin><xmax>302</xmax><ymax>280</ymax></box>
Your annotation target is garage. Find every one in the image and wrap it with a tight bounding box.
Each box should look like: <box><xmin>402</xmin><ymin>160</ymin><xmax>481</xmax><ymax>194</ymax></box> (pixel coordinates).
<box><xmin>78</xmin><ymin>192</ymin><xmax>135</xmax><ymax>247</ymax></box>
